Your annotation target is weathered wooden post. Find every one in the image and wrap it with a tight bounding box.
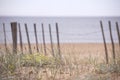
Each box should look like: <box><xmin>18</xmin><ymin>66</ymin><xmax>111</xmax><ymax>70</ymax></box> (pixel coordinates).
<box><xmin>34</xmin><ymin>23</ymin><xmax>39</xmax><ymax>53</ymax></box>
<box><xmin>11</xmin><ymin>22</ymin><xmax>17</xmax><ymax>54</ymax></box>
<box><xmin>25</xmin><ymin>23</ymin><xmax>32</xmax><ymax>54</ymax></box>
<box><xmin>41</xmin><ymin>23</ymin><xmax>47</xmax><ymax>55</ymax></box>
<box><xmin>56</xmin><ymin>23</ymin><xmax>61</xmax><ymax>59</ymax></box>
<box><xmin>116</xmin><ymin>22</ymin><xmax>120</xmax><ymax>47</ymax></box>
<box><xmin>108</xmin><ymin>21</ymin><xmax>116</xmax><ymax>63</ymax></box>
<box><xmin>18</xmin><ymin>23</ymin><xmax>23</xmax><ymax>54</ymax></box>
<box><xmin>100</xmin><ymin>21</ymin><xmax>108</xmax><ymax>64</ymax></box>
<box><xmin>3</xmin><ymin>23</ymin><xmax>8</xmax><ymax>52</ymax></box>
<box><xmin>49</xmin><ymin>24</ymin><xmax>54</xmax><ymax>57</ymax></box>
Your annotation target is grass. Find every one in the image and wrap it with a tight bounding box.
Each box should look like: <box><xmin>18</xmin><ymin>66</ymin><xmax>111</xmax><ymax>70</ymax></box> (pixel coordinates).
<box><xmin>0</xmin><ymin>43</ymin><xmax>120</xmax><ymax>80</ymax></box>
<box><xmin>0</xmin><ymin>48</ymin><xmax>65</xmax><ymax>80</ymax></box>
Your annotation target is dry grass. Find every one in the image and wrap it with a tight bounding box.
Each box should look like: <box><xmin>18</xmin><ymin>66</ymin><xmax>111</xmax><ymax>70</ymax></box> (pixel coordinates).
<box><xmin>0</xmin><ymin>43</ymin><xmax>120</xmax><ymax>80</ymax></box>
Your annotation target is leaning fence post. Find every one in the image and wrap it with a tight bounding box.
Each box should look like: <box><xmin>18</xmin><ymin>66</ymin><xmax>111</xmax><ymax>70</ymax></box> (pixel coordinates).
<box><xmin>108</xmin><ymin>21</ymin><xmax>116</xmax><ymax>63</ymax></box>
<box><xmin>11</xmin><ymin>22</ymin><xmax>17</xmax><ymax>54</ymax></box>
<box><xmin>25</xmin><ymin>23</ymin><xmax>32</xmax><ymax>54</ymax></box>
<box><xmin>116</xmin><ymin>22</ymin><xmax>120</xmax><ymax>47</ymax></box>
<box><xmin>18</xmin><ymin>23</ymin><xmax>23</xmax><ymax>54</ymax></box>
<box><xmin>34</xmin><ymin>23</ymin><xmax>39</xmax><ymax>53</ymax></box>
<box><xmin>3</xmin><ymin>23</ymin><xmax>7</xmax><ymax>52</ymax></box>
<box><xmin>56</xmin><ymin>23</ymin><xmax>61</xmax><ymax>59</ymax></box>
<box><xmin>100</xmin><ymin>21</ymin><xmax>109</xmax><ymax>64</ymax></box>
<box><xmin>49</xmin><ymin>24</ymin><xmax>55</xmax><ymax>57</ymax></box>
<box><xmin>41</xmin><ymin>23</ymin><xmax>47</xmax><ymax>55</ymax></box>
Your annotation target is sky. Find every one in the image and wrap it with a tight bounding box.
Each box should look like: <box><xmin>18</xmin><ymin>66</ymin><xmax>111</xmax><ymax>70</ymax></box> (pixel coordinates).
<box><xmin>0</xmin><ymin>0</ymin><xmax>120</xmax><ymax>17</ymax></box>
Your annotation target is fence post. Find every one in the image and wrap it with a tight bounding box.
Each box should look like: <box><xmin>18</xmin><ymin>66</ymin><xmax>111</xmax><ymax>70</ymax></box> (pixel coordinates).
<box><xmin>3</xmin><ymin>23</ymin><xmax>7</xmax><ymax>52</ymax></box>
<box><xmin>25</xmin><ymin>23</ymin><xmax>32</xmax><ymax>54</ymax></box>
<box><xmin>11</xmin><ymin>22</ymin><xmax>17</xmax><ymax>54</ymax></box>
<box><xmin>49</xmin><ymin>24</ymin><xmax>54</xmax><ymax>57</ymax></box>
<box><xmin>18</xmin><ymin>23</ymin><xmax>23</xmax><ymax>54</ymax></box>
<box><xmin>34</xmin><ymin>23</ymin><xmax>39</xmax><ymax>53</ymax></box>
<box><xmin>56</xmin><ymin>23</ymin><xmax>61</xmax><ymax>59</ymax></box>
<box><xmin>100</xmin><ymin>21</ymin><xmax>108</xmax><ymax>64</ymax></box>
<box><xmin>116</xmin><ymin>22</ymin><xmax>120</xmax><ymax>47</ymax></box>
<box><xmin>41</xmin><ymin>23</ymin><xmax>47</xmax><ymax>55</ymax></box>
<box><xmin>108</xmin><ymin>21</ymin><xmax>116</xmax><ymax>63</ymax></box>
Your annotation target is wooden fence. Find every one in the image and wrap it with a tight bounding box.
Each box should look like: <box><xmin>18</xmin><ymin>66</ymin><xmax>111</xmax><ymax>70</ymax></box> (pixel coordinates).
<box><xmin>2</xmin><ymin>22</ymin><xmax>61</xmax><ymax>57</ymax></box>
<box><xmin>1</xmin><ymin>21</ymin><xmax>120</xmax><ymax>64</ymax></box>
<box><xmin>100</xmin><ymin>21</ymin><xmax>120</xmax><ymax>64</ymax></box>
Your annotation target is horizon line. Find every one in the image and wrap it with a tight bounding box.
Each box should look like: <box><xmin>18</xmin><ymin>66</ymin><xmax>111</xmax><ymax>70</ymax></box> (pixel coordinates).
<box><xmin>0</xmin><ymin>15</ymin><xmax>120</xmax><ymax>18</ymax></box>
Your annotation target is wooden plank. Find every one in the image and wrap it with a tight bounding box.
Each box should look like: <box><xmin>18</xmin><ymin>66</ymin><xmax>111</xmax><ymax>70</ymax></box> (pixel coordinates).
<box><xmin>100</xmin><ymin>21</ymin><xmax>108</xmax><ymax>64</ymax></box>
<box><xmin>18</xmin><ymin>23</ymin><xmax>23</xmax><ymax>54</ymax></box>
<box><xmin>56</xmin><ymin>23</ymin><xmax>61</xmax><ymax>59</ymax></box>
<box><xmin>41</xmin><ymin>23</ymin><xmax>47</xmax><ymax>55</ymax></box>
<box><xmin>34</xmin><ymin>23</ymin><xmax>39</xmax><ymax>53</ymax></box>
<box><xmin>25</xmin><ymin>23</ymin><xmax>32</xmax><ymax>54</ymax></box>
<box><xmin>116</xmin><ymin>22</ymin><xmax>120</xmax><ymax>47</ymax></box>
<box><xmin>108</xmin><ymin>21</ymin><xmax>116</xmax><ymax>63</ymax></box>
<box><xmin>49</xmin><ymin>24</ymin><xmax>54</xmax><ymax>57</ymax></box>
<box><xmin>3</xmin><ymin>23</ymin><xmax>7</xmax><ymax>52</ymax></box>
<box><xmin>11</xmin><ymin>22</ymin><xmax>17</xmax><ymax>54</ymax></box>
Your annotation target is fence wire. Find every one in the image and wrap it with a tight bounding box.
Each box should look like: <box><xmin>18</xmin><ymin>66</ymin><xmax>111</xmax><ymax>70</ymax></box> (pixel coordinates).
<box><xmin>0</xmin><ymin>22</ymin><xmax>119</xmax><ymax>57</ymax></box>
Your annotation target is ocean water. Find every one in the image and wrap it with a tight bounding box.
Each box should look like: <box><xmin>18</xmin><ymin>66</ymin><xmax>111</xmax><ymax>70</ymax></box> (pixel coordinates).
<box><xmin>0</xmin><ymin>17</ymin><xmax>120</xmax><ymax>43</ymax></box>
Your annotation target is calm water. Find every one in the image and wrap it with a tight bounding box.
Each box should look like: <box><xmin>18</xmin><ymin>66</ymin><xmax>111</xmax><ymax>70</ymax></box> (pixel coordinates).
<box><xmin>0</xmin><ymin>17</ymin><xmax>120</xmax><ymax>43</ymax></box>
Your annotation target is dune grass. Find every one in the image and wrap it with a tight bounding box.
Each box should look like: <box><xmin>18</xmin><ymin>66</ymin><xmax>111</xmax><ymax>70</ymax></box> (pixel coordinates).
<box><xmin>0</xmin><ymin>44</ymin><xmax>120</xmax><ymax>80</ymax></box>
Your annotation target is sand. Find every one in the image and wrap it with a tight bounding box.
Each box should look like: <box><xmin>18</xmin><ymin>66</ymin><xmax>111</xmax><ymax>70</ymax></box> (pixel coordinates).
<box><xmin>0</xmin><ymin>43</ymin><xmax>119</xmax><ymax>59</ymax></box>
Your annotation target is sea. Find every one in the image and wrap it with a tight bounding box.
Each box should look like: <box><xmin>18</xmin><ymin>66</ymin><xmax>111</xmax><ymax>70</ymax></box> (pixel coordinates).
<box><xmin>0</xmin><ymin>16</ymin><xmax>120</xmax><ymax>43</ymax></box>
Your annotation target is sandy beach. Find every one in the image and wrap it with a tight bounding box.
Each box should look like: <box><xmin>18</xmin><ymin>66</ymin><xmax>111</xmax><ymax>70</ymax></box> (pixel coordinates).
<box><xmin>0</xmin><ymin>43</ymin><xmax>119</xmax><ymax>58</ymax></box>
